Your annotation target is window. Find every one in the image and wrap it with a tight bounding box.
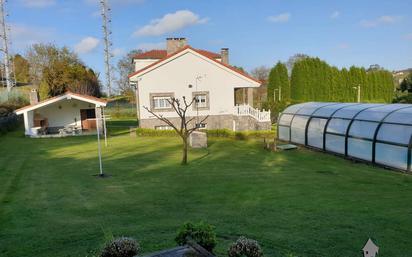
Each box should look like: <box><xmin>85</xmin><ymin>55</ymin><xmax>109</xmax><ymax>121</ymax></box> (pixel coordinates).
<box><xmin>153</xmin><ymin>96</ymin><xmax>171</xmax><ymax>109</ymax></box>
<box><xmin>150</xmin><ymin>93</ymin><xmax>174</xmax><ymax>112</ymax></box>
<box><xmin>155</xmin><ymin>125</ymin><xmax>173</xmax><ymax>130</ymax></box>
<box><xmin>192</xmin><ymin>91</ymin><xmax>209</xmax><ymax>110</ymax></box>
<box><xmin>195</xmin><ymin>95</ymin><xmax>207</xmax><ymax>108</ymax></box>
<box><xmin>196</xmin><ymin>123</ymin><xmax>207</xmax><ymax>129</ymax></box>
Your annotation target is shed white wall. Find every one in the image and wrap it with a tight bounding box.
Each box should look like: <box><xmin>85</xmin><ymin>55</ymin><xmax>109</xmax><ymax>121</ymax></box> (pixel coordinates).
<box><xmin>135</xmin><ymin>51</ymin><xmax>259</xmax><ymax>120</ymax></box>
<box><xmin>35</xmin><ymin>99</ymin><xmax>92</xmax><ymax>127</ymax></box>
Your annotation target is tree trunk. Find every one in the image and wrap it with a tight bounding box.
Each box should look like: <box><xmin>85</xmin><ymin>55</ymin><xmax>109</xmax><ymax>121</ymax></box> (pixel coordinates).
<box><xmin>182</xmin><ymin>136</ymin><xmax>188</xmax><ymax>165</ymax></box>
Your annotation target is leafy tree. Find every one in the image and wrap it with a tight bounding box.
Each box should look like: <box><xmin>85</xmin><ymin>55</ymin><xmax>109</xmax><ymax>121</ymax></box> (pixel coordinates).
<box><xmin>26</xmin><ymin>44</ymin><xmax>101</xmax><ymax>99</ymax></box>
<box><xmin>267</xmin><ymin>62</ymin><xmax>289</xmax><ymax>102</ymax></box>
<box><xmin>115</xmin><ymin>49</ymin><xmax>142</xmax><ymax>96</ymax></box>
<box><xmin>400</xmin><ymin>73</ymin><xmax>412</xmax><ymax>92</ymax></box>
<box><xmin>12</xmin><ymin>54</ymin><xmax>30</xmax><ymax>84</ymax></box>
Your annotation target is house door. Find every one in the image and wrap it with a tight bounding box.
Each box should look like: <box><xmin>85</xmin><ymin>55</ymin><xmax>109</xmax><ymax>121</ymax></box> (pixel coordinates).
<box><xmin>80</xmin><ymin>109</ymin><xmax>96</xmax><ymax>130</ymax></box>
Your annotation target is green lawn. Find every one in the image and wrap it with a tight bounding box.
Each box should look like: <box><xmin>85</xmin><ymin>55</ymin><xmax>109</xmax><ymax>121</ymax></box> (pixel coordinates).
<box><xmin>1</xmin><ymin>125</ymin><xmax>412</xmax><ymax>257</ymax></box>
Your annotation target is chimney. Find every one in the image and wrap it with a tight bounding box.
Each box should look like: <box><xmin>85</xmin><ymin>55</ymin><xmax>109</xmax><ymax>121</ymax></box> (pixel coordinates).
<box><xmin>166</xmin><ymin>38</ymin><xmax>187</xmax><ymax>55</ymax></box>
<box><xmin>30</xmin><ymin>89</ymin><xmax>39</xmax><ymax>105</ymax></box>
<box><xmin>221</xmin><ymin>48</ymin><xmax>229</xmax><ymax>65</ymax></box>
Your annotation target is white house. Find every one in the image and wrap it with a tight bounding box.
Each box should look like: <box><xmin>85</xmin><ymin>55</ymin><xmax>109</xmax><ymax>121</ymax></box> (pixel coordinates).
<box><xmin>128</xmin><ymin>38</ymin><xmax>271</xmax><ymax>131</ymax></box>
<box><xmin>15</xmin><ymin>90</ymin><xmax>107</xmax><ymax>137</ymax></box>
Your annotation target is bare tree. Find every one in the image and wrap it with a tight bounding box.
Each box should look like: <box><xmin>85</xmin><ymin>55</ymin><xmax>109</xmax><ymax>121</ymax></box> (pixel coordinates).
<box><xmin>143</xmin><ymin>96</ymin><xmax>208</xmax><ymax>165</ymax></box>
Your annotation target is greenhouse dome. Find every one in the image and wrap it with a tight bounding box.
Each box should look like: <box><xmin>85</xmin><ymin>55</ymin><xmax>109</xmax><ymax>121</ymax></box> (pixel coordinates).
<box><xmin>278</xmin><ymin>102</ymin><xmax>412</xmax><ymax>172</ymax></box>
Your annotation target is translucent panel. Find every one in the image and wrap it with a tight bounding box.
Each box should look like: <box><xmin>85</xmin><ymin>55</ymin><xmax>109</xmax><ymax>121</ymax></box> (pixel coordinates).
<box><xmin>307</xmin><ymin>118</ymin><xmax>327</xmax><ymax>148</ymax></box>
<box><xmin>282</xmin><ymin>103</ymin><xmax>311</xmax><ymax>114</ymax></box>
<box><xmin>377</xmin><ymin>124</ymin><xmax>412</xmax><ymax>145</ymax></box>
<box><xmin>348</xmin><ymin>121</ymin><xmax>378</xmax><ymax>139</ymax></box>
<box><xmin>312</xmin><ymin>103</ymin><xmax>357</xmax><ymax>118</ymax></box>
<box><xmin>375</xmin><ymin>143</ymin><xmax>408</xmax><ymax>170</ymax></box>
<box><xmin>333</xmin><ymin>104</ymin><xmax>383</xmax><ymax>119</ymax></box>
<box><xmin>325</xmin><ymin>134</ymin><xmax>345</xmax><ymax>154</ymax></box>
<box><xmin>347</xmin><ymin>138</ymin><xmax>372</xmax><ymax>161</ymax></box>
<box><xmin>291</xmin><ymin>115</ymin><xmax>309</xmax><ymax>144</ymax></box>
<box><xmin>296</xmin><ymin>102</ymin><xmax>336</xmax><ymax>115</ymax></box>
<box><xmin>356</xmin><ymin>104</ymin><xmax>406</xmax><ymax>121</ymax></box>
<box><xmin>326</xmin><ymin>118</ymin><xmax>351</xmax><ymax>135</ymax></box>
<box><xmin>279</xmin><ymin>114</ymin><xmax>294</xmax><ymax>126</ymax></box>
<box><xmin>384</xmin><ymin>106</ymin><xmax>412</xmax><ymax>124</ymax></box>
<box><xmin>278</xmin><ymin>126</ymin><xmax>290</xmax><ymax>141</ymax></box>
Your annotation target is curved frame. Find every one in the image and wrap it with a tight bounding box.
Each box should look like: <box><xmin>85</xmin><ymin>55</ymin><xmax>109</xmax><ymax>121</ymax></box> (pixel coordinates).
<box><xmin>277</xmin><ymin>102</ymin><xmax>412</xmax><ymax>172</ymax></box>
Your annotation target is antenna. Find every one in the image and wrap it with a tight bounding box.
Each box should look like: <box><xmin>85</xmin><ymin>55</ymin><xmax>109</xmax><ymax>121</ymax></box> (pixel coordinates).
<box><xmin>100</xmin><ymin>0</ymin><xmax>113</xmax><ymax>97</ymax></box>
<box><xmin>0</xmin><ymin>0</ymin><xmax>13</xmax><ymax>93</ymax></box>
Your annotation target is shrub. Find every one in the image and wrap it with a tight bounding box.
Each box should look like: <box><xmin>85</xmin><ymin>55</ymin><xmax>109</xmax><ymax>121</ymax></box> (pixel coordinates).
<box><xmin>100</xmin><ymin>237</ymin><xmax>140</xmax><ymax>257</ymax></box>
<box><xmin>228</xmin><ymin>237</ymin><xmax>263</xmax><ymax>257</ymax></box>
<box><xmin>175</xmin><ymin>221</ymin><xmax>217</xmax><ymax>252</ymax></box>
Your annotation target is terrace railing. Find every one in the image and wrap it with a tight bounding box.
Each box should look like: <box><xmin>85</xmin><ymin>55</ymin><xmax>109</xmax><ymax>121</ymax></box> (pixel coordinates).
<box><xmin>234</xmin><ymin>104</ymin><xmax>271</xmax><ymax>122</ymax></box>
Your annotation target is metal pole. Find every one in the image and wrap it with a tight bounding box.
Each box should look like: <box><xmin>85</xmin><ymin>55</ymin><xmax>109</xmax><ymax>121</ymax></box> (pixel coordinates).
<box><xmin>357</xmin><ymin>85</ymin><xmax>361</xmax><ymax>103</ymax></box>
<box><xmin>100</xmin><ymin>0</ymin><xmax>113</xmax><ymax>97</ymax></box>
<box><xmin>134</xmin><ymin>83</ymin><xmax>140</xmax><ymax>126</ymax></box>
<box><xmin>0</xmin><ymin>0</ymin><xmax>12</xmax><ymax>93</ymax></box>
<box><xmin>96</xmin><ymin>107</ymin><xmax>103</xmax><ymax>176</ymax></box>
<box><xmin>102</xmin><ymin>107</ymin><xmax>108</xmax><ymax>147</ymax></box>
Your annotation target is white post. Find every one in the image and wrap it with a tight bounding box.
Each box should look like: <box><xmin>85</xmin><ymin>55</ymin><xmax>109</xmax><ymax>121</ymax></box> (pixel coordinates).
<box><xmin>278</xmin><ymin>86</ymin><xmax>282</xmax><ymax>102</ymax></box>
<box><xmin>357</xmin><ymin>85</ymin><xmax>361</xmax><ymax>103</ymax></box>
<box><xmin>96</xmin><ymin>107</ymin><xmax>103</xmax><ymax>176</ymax></box>
<box><xmin>102</xmin><ymin>107</ymin><xmax>108</xmax><ymax>147</ymax></box>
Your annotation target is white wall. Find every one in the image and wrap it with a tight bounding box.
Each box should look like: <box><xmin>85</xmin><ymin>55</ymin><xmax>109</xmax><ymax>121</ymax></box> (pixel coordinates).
<box><xmin>35</xmin><ymin>99</ymin><xmax>93</xmax><ymax>127</ymax></box>
<box><xmin>134</xmin><ymin>59</ymin><xmax>159</xmax><ymax>71</ymax></box>
<box><xmin>136</xmin><ymin>51</ymin><xmax>259</xmax><ymax>120</ymax></box>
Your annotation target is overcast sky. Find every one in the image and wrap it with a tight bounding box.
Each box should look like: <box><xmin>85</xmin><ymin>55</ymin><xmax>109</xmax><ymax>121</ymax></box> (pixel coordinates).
<box><xmin>7</xmin><ymin>0</ymin><xmax>412</xmax><ymax>77</ymax></box>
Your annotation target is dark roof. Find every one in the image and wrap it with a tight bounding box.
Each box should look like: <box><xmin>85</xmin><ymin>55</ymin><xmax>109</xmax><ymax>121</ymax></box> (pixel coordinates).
<box><xmin>133</xmin><ymin>49</ymin><xmax>221</xmax><ymax>60</ymax></box>
<box><xmin>144</xmin><ymin>243</ymin><xmax>215</xmax><ymax>257</ymax></box>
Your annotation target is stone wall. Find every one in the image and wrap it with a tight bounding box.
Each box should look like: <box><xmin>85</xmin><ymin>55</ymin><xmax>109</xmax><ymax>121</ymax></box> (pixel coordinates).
<box><xmin>140</xmin><ymin>114</ymin><xmax>271</xmax><ymax>131</ymax></box>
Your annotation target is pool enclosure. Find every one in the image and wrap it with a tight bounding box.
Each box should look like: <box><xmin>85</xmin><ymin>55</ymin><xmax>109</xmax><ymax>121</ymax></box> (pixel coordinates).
<box><xmin>278</xmin><ymin>102</ymin><xmax>412</xmax><ymax>172</ymax></box>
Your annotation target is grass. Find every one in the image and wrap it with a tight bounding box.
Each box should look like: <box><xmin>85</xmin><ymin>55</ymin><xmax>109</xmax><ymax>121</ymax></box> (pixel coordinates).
<box><xmin>1</xmin><ymin>122</ymin><xmax>412</xmax><ymax>257</ymax></box>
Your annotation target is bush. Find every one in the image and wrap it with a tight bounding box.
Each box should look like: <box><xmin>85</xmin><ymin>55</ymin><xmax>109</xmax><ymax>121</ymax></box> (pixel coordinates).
<box><xmin>228</xmin><ymin>237</ymin><xmax>263</xmax><ymax>257</ymax></box>
<box><xmin>134</xmin><ymin>128</ymin><xmax>276</xmax><ymax>140</ymax></box>
<box><xmin>136</xmin><ymin>128</ymin><xmax>177</xmax><ymax>137</ymax></box>
<box><xmin>175</xmin><ymin>221</ymin><xmax>217</xmax><ymax>252</ymax></box>
<box><xmin>100</xmin><ymin>237</ymin><xmax>140</xmax><ymax>257</ymax></box>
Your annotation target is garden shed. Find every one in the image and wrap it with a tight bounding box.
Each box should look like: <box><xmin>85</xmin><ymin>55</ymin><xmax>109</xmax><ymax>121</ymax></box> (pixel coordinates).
<box><xmin>278</xmin><ymin>102</ymin><xmax>412</xmax><ymax>172</ymax></box>
<box><xmin>15</xmin><ymin>90</ymin><xmax>107</xmax><ymax>137</ymax></box>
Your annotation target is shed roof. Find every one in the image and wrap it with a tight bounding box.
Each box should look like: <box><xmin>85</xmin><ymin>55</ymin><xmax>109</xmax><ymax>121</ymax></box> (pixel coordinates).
<box><xmin>15</xmin><ymin>91</ymin><xmax>107</xmax><ymax>115</ymax></box>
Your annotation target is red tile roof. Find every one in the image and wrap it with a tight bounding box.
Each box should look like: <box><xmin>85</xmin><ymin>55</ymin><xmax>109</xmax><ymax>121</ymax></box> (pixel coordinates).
<box><xmin>133</xmin><ymin>49</ymin><xmax>221</xmax><ymax>60</ymax></box>
<box><xmin>128</xmin><ymin>46</ymin><xmax>261</xmax><ymax>85</ymax></box>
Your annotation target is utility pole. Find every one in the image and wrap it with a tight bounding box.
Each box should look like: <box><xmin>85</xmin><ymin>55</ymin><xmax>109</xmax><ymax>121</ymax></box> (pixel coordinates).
<box><xmin>0</xmin><ymin>0</ymin><xmax>13</xmax><ymax>93</ymax></box>
<box><xmin>100</xmin><ymin>0</ymin><xmax>113</xmax><ymax>97</ymax></box>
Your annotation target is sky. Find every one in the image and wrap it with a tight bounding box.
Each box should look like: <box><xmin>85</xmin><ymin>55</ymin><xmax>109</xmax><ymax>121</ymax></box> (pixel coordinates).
<box><xmin>6</xmin><ymin>0</ymin><xmax>412</xmax><ymax>80</ymax></box>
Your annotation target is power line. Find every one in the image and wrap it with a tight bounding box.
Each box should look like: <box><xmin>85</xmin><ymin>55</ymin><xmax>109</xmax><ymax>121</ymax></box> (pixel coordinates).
<box><xmin>100</xmin><ymin>0</ymin><xmax>113</xmax><ymax>97</ymax></box>
<box><xmin>0</xmin><ymin>0</ymin><xmax>13</xmax><ymax>92</ymax></box>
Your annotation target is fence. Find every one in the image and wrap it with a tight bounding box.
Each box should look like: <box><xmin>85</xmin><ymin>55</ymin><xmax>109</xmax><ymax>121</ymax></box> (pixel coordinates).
<box><xmin>234</xmin><ymin>104</ymin><xmax>271</xmax><ymax>122</ymax></box>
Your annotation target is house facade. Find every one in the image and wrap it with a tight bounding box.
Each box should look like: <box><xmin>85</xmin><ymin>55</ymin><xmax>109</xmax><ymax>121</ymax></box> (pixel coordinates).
<box><xmin>128</xmin><ymin>38</ymin><xmax>271</xmax><ymax>131</ymax></box>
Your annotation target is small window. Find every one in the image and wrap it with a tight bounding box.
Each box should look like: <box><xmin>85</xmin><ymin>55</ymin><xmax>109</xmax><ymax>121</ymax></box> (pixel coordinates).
<box><xmin>195</xmin><ymin>95</ymin><xmax>207</xmax><ymax>108</ymax></box>
<box><xmin>86</xmin><ymin>109</ymin><xmax>96</xmax><ymax>119</ymax></box>
<box><xmin>196</xmin><ymin>123</ymin><xmax>207</xmax><ymax>129</ymax></box>
<box><xmin>192</xmin><ymin>91</ymin><xmax>209</xmax><ymax>110</ymax></box>
<box><xmin>155</xmin><ymin>125</ymin><xmax>173</xmax><ymax>130</ymax></box>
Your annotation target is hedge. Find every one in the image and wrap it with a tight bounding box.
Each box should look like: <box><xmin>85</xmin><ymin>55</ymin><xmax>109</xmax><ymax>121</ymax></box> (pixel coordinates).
<box><xmin>135</xmin><ymin>128</ymin><xmax>276</xmax><ymax>140</ymax></box>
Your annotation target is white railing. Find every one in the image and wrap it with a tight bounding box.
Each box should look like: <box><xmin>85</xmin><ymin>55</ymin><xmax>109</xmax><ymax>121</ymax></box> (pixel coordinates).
<box><xmin>234</xmin><ymin>104</ymin><xmax>271</xmax><ymax>122</ymax></box>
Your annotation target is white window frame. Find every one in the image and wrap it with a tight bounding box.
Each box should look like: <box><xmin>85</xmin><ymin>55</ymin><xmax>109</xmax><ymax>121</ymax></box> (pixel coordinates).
<box><xmin>153</xmin><ymin>96</ymin><xmax>171</xmax><ymax>110</ymax></box>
